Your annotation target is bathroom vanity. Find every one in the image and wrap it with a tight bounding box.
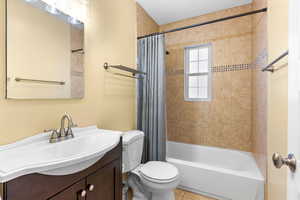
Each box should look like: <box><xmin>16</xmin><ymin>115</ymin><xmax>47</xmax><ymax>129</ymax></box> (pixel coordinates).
<box><xmin>1</xmin><ymin>142</ymin><xmax>122</xmax><ymax>200</ymax></box>
<box><xmin>0</xmin><ymin>126</ymin><xmax>122</xmax><ymax>200</ymax></box>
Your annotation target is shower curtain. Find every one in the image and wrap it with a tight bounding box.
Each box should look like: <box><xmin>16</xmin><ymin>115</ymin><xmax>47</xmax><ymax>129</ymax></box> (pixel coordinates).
<box><xmin>137</xmin><ymin>34</ymin><xmax>166</xmax><ymax>162</ymax></box>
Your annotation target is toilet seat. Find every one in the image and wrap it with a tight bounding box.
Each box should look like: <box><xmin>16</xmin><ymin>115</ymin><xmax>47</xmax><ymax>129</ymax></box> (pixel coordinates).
<box><xmin>139</xmin><ymin>161</ymin><xmax>179</xmax><ymax>183</ymax></box>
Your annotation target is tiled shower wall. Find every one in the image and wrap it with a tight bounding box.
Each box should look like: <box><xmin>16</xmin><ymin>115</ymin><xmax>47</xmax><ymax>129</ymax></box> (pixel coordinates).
<box><xmin>136</xmin><ymin>3</ymin><xmax>159</xmax><ymax>37</ymax></box>
<box><xmin>252</xmin><ymin>0</ymin><xmax>268</xmax><ymax>180</ymax></box>
<box><xmin>160</xmin><ymin>5</ymin><xmax>253</xmax><ymax>151</ymax></box>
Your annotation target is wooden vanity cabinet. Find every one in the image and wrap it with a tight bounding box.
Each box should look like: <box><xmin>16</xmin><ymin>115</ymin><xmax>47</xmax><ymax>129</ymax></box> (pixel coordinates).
<box><xmin>49</xmin><ymin>180</ymin><xmax>86</xmax><ymax>200</ymax></box>
<box><xmin>49</xmin><ymin>160</ymin><xmax>121</xmax><ymax>200</ymax></box>
<box><xmin>2</xmin><ymin>140</ymin><xmax>122</xmax><ymax>200</ymax></box>
<box><xmin>85</xmin><ymin>160</ymin><xmax>121</xmax><ymax>200</ymax></box>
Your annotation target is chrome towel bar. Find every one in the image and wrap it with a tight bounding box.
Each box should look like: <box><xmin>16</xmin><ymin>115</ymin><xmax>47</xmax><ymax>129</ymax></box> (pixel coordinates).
<box><xmin>262</xmin><ymin>50</ymin><xmax>288</xmax><ymax>72</ymax></box>
<box><xmin>15</xmin><ymin>77</ymin><xmax>65</xmax><ymax>85</ymax></box>
<box><xmin>109</xmin><ymin>72</ymin><xmax>143</xmax><ymax>80</ymax></box>
<box><xmin>103</xmin><ymin>62</ymin><xmax>146</xmax><ymax>79</ymax></box>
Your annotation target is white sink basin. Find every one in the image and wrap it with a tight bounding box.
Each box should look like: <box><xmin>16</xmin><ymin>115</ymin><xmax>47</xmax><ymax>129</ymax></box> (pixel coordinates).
<box><xmin>0</xmin><ymin>126</ymin><xmax>121</xmax><ymax>183</ymax></box>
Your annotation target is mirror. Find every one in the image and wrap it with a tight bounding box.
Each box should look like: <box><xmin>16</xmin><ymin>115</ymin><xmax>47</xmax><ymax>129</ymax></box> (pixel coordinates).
<box><xmin>6</xmin><ymin>0</ymin><xmax>85</xmax><ymax>99</ymax></box>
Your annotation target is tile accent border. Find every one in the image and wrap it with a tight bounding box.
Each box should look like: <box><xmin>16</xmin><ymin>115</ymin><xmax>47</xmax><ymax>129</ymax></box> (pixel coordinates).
<box><xmin>213</xmin><ymin>64</ymin><xmax>251</xmax><ymax>72</ymax></box>
<box><xmin>166</xmin><ymin>63</ymin><xmax>252</xmax><ymax>75</ymax></box>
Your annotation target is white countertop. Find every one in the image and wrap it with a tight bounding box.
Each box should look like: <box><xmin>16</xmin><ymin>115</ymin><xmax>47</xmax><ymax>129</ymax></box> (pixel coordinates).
<box><xmin>0</xmin><ymin>126</ymin><xmax>122</xmax><ymax>183</ymax></box>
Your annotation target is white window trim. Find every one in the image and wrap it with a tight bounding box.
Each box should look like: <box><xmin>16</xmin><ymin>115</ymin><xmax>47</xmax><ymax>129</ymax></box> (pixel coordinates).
<box><xmin>184</xmin><ymin>43</ymin><xmax>213</xmax><ymax>102</ymax></box>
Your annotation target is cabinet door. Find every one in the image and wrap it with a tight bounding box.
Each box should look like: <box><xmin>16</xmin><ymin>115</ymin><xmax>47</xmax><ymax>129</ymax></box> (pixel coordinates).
<box><xmin>86</xmin><ymin>160</ymin><xmax>122</xmax><ymax>200</ymax></box>
<box><xmin>49</xmin><ymin>180</ymin><xmax>86</xmax><ymax>200</ymax></box>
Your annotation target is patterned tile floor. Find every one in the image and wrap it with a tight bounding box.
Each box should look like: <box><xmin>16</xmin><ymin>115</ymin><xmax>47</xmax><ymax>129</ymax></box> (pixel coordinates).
<box><xmin>175</xmin><ymin>189</ymin><xmax>216</xmax><ymax>200</ymax></box>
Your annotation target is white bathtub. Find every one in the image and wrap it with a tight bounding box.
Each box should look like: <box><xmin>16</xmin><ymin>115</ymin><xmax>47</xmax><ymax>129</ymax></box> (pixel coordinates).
<box><xmin>167</xmin><ymin>141</ymin><xmax>264</xmax><ymax>200</ymax></box>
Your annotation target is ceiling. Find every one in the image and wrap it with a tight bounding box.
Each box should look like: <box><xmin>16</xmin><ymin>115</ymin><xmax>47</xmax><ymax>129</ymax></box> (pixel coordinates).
<box><xmin>136</xmin><ymin>0</ymin><xmax>253</xmax><ymax>25</ymax></box>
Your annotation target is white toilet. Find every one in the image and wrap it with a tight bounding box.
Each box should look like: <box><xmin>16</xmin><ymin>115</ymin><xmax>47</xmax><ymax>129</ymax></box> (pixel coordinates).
<box><xmin>122</xmin><ymin>131</ymin><xmax>180</xmax><ymax>200</ymax></box>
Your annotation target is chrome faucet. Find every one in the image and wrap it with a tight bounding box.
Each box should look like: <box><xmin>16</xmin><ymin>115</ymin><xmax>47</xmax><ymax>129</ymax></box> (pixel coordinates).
<box><xmin>48</xmin><ymin>113</ymin><xmax>76</xmax><ymax>143</ymax></box>
<box><xmin>60</xmin><ymin>113</ymin><xmax>75</xmax><ymax>138</ymax></box>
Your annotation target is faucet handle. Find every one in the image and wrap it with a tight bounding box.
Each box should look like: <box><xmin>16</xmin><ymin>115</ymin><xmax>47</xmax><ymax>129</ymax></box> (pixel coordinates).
<box><xmin>49</xmin><ymin>130</ymin><xmax>60</xmax><ymax>143</ymax></box>
<box><xmin>66</xmin><ymin>128</ymin><xmax>75</xmax><ymax>138</ymax></box>
<box><xmin>44</xmin><ymin>129</ymin><xmax>56</xmax><ymax>133</ymax></box>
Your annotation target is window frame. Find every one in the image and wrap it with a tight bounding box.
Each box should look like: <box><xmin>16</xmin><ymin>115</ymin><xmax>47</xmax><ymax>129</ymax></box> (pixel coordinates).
<box><xmin>184</xmin><ymin>43</ymin><xmax>213</xmax><ymax>102</ymax></box>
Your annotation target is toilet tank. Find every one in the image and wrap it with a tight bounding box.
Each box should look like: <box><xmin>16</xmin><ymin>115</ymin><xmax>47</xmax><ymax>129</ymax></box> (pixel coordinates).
<box><xmin>122</xmin><ymin>131</ymin><xmax>144</xmax><ymax>173</ymax></box>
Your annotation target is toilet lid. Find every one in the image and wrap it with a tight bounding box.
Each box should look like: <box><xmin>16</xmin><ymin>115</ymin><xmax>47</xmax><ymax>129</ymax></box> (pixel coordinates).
<box><xmin>139</xmin><ymin>161</ymin><xmax>179</xmax><ymax>182</ymax></box>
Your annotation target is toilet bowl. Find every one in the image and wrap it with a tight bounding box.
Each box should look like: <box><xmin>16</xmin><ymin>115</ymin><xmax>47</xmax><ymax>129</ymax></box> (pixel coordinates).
<box><xmin>122</xmin><ymin>131</ymin><xmax>180</xmax><ymax>200</ymax></box>
<box><xmin>129</xmin><ymin>161</ymin><xmax>180</xmax><ymax>200</ymax></box>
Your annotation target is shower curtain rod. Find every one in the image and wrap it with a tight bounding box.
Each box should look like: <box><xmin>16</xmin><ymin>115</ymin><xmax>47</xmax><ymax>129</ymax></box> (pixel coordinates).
<box><xmin>137</xmin><ymin>8</ymin><xmax>267</xmax><ymax>40</ymax></box>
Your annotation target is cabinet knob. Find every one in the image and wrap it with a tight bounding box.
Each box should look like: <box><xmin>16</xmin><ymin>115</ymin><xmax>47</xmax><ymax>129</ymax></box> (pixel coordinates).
<box><xmin>79</xmin><ymin>190</ymin><xmax>87</xmax><ymax>197</ymax></box>
<box><xmin>88</xmin><ymin>184</ymin><xmax>95</xmax><ymax>192</ymax></box>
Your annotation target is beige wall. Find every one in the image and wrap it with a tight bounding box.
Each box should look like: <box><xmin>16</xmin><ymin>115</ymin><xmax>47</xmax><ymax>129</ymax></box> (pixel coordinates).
<box><xmin>160</xmin><ymin>5</ymin><xmax>253</xmax><ymax>151</ymax></box>
<box><xmin>267</xmin><ymin>0</ymin><xmax>289</xmax><ymax>199</ymax></box>
<box><xmin>136</xmin><ymin>3</ymin><xmax>159</xmax><ymax>37</ymax></box>
<box><xmin>252</xmin><ymin>0</ymin><xmax>268</xmax><ymax>181</ymax></box>
<box><xmin>0</xmin><ymin>0</ymin><xmax>137</xmax><ymax>145</ymax></box>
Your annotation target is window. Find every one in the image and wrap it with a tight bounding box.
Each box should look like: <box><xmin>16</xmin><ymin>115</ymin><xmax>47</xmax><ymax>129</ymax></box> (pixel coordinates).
<box><xmin>184</xmin><ymin>44</ymin><xmax>212</xmax><ymax>101</ymax></box>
